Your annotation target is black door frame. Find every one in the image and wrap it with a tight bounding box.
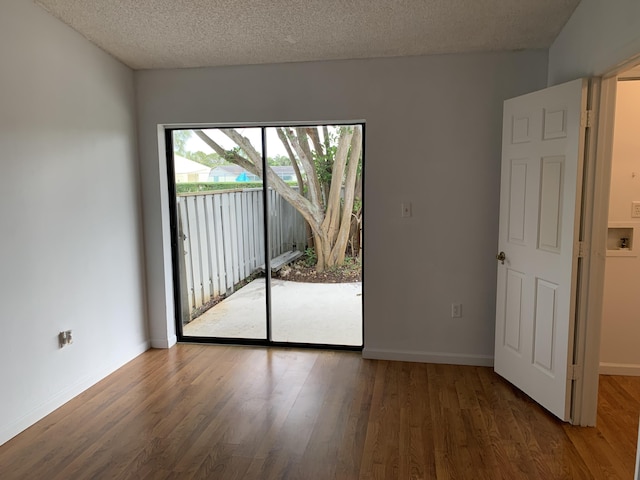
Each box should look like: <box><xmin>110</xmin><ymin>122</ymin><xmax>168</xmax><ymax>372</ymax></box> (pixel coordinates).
<box><xmin>166</xmin><ymin>123</ymin><xmax>365</xmax><ymax>351</ymax></box>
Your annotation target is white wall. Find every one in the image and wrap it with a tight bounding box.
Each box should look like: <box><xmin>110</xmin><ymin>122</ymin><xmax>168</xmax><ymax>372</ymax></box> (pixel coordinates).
<box><xmin>600</xmin><ymin>80</ymin><xmax>640</xmax><ymax>375</ymax></box>
<box><xmin>550</xmin><ymin>1</ymin><xmax>640</xmax><ymax>375</ymax></box>
<box><xmin>0</xmin><ymin>0</ymin><xmax>149</xmax><ymax>445</ymax></box>
<box><xmin>548</xmin><ymin>0</ymin><xmax>640</xmax><ymax>84</ymax></box>
<box><xmin>135</xmin><ymin>51</ymin><xmax>548</xmax><ymax>363</ymax></box>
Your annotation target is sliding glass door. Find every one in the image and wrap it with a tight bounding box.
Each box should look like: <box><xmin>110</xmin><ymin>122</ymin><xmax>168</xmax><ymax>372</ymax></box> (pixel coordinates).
<box><xmin>168</xmin><ymin>124</ymin><xmax>363</xmax><ymax>348</ymax></box>
<box><xmin>265</xmin><ymin>126</ymin><xmax>363</xmax><ymax>346</ymax></box>
<box><xmin>171</xmin><ymin>127</ymin><xmax>267</xmax><ymax>341</ymax></box>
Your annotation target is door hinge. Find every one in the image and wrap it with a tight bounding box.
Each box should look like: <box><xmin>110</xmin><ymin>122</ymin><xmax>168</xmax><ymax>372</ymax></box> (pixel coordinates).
<box><xmin>569</xmin><ymin>364</ymin><xmax>582</xmax><ymax>381</ymax></box>
<box><xmin>581</xmin><ymin>109</ymin><xmax>594</xmax><ymax>128</ymax></box>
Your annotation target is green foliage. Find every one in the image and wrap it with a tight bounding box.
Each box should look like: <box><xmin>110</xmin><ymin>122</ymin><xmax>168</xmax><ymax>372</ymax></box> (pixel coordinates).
<box><xmin>224</xmin><ymin>146</ymin><xmax>246</xmax><ymax>162</ymax></box>
<box><xmin>172</xmin><ymin>129</ymin><xmax>230</xmax><ymax>168</ymax></box>
<box><xmin>326</xmin><ymin>255</ymin><xmax>361</xmax><ymax>274</ymax></box>
<box><xmin>176</xmin><ymin>182</ymin><xmax>264</xmax><ymax>193</ymax></box>
<box><xmin>314</xmin><ymin>143</ymin><xmax>336</xmax><ymax>187</ymax></box>
<box><xmin>352</xmin><ymin>197</ymin><xmax>362</xmax><ymax>214</ymax></box>
<box><xmin>303</xmin><ymin>247</ymin><xmax>317</xmax><ymax>267</ymax></box>
<box><xmin>187</xmin><ymin>150</ymin><xmax>227</xmax><ymax>168</ymax></box>
<box><xmin>268</xmin><ymin>154</ymin><xmax>292</xmax><ymax>166</ymax></box>
<box><xmin>176</xmin><ymin>181</ymin><xmax>298</xmax><ymax>194</ymax></box>
<box><xmin>172</xmin><ymin>130</ymin><xmax>191</xmax><ymax>157</ymax></box>
<box><xmin>311</xmin><ymin>126</ymin><xmax>362</xmax><ymax>192</ymax></box>
<box><xmin>312</xmin><ymin>128</ymin><xmax>338</xmax><ymax>188</ymax></box>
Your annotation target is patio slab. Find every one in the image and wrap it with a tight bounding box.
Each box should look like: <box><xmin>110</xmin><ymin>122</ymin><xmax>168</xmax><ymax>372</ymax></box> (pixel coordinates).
<box><xmin>183</xmin><ymin>278</ymin><xmax>362</xmax><ymax>346</ymax></box>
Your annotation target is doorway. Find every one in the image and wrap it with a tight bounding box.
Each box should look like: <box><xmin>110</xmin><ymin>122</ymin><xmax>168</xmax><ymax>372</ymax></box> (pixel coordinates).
<box><xmin>572</xmin><ymin>58</ymin><xmax>640</xmax><ymax>426</ymax></box>
<box><xmin>166</xmin><ymin>124</ymin><xmax>364</xmax><ymax>349</ymax></box>
<box><xmin>598</xmin><ymin>68</ymin><xmax>640</xmax><ymax>376</ymax></box>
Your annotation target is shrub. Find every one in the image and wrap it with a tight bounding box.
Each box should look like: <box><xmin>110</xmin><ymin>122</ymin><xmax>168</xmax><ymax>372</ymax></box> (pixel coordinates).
<box><xmin>175</xmin><ymin>181</ymin><xmax>299</xmax><ymax>194</ymax></box>
<box><xmin>303</xmin><ymin>247</ymin><xmax>317</xmax><ymax>267</ymax></box>
<box><xmin>176</xmin><ymin>182</ymin><xmax>264</xmax><ymax>194</ymax></box>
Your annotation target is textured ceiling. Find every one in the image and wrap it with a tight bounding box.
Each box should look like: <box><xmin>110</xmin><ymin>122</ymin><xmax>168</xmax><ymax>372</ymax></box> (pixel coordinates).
<box><xmin>35</xmin><ymin>0</ymin><xmax>581</xmax><ymax>70</ymax></box>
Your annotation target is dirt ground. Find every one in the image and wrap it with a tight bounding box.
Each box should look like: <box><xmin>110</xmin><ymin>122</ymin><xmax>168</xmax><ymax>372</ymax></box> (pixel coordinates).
<box><xmin>273</xmin><ymin>257</ymin><xmax>361</xmax><ymax>283</ymax></box>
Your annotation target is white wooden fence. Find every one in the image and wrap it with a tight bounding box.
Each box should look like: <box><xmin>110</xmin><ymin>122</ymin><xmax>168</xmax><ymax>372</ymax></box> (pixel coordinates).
<box><xmin>177</xmin><ymin>188</ymin><xmax>307</xmax><ymax>319</ymax></box>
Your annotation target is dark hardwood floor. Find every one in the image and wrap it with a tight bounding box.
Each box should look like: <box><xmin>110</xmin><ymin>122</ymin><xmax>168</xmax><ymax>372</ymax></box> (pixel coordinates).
<box><xmin>0</xmin><ymin>345</ymin><xmax>638</xmax><ymax>479</ymax></box>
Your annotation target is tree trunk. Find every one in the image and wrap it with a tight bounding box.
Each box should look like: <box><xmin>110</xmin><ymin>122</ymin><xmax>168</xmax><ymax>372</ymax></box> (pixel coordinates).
<box><xmin>321</xmin><ymin>128</ymin><xmax>354</xmax><ymax>246</ymax></box>
<box><xmin>193</xmin><ymin>127</ymin><xmax>362</xmax><ymax>273</ymax></box>
<box><xmin>329</xmin><ymin>126</ymin><xmax>362</xmax><ymax>265</ymax></box>
<box><xmin>276</xmin><ymin>127</ymin><xmax>312</xmax><ymax>252</ymax></box>
<box><xmin>348</xmin><ymin>206</ymin><xmax>362</xmax><ymax>258</ymax></box>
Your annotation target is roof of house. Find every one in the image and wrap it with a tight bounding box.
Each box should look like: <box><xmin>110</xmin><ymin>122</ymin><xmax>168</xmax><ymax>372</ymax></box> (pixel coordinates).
<box><xmin>211</xmin><ymin>165</ymin><xmax>296</xmax><ymax>175</ymax></box>
<box><xmin>173</xmin><ymin>155</ymin><xmax>211</xmax><ymax>175</ymax></box>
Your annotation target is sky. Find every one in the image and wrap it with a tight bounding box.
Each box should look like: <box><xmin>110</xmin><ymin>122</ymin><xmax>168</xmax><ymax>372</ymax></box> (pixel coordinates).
<box><xmin>185</xmin><ymin>127</ymin><xmax>290</xmax><ymax>158</ymax></box>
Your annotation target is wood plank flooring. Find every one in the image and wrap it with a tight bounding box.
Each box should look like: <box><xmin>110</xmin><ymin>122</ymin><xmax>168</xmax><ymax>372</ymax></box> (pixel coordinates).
<box><xmin>0</xmin><ymin>345</ymin><xmax>638</xmax><ymax>479</ymax></box>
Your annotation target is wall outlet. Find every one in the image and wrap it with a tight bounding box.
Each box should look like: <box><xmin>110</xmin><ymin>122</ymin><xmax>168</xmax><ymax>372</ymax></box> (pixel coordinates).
<box><xmin>58</xmin><ymin>330</ymin><xmax>73</xmax><ymax>348</ymax></box>
<box><xmin>451</xmin><ymin>303</ymin><xmax>462</xmax><ymax>318</ymax></box>
<box><xmin>632</xmin><ymin>202</ymin><xmax>640</xmax><ymax>218</ymax></box>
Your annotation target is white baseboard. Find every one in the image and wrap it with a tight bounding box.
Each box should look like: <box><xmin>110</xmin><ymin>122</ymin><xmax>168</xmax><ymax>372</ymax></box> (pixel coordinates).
<box><xmin>599</xmin><ymin>362</ymin><xmax>640</xmax><ymax>376</ymax></box>
<box><xmin>0</xmin><ymin>340</ymin><xmax>150</xmax><ymax>447</ymax></box>
<box><xmin>150</xmin><ymin>334</ymin><xmax>177</xmax><ymax>349</ymax></box>
<box><xmin>362</xmin><ymin>348</ymin><xmax>494</xmax><ymax>367</ymax></box>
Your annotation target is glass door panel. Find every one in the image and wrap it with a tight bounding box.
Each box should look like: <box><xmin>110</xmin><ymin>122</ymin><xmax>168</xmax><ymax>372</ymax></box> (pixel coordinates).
<box><xmin>265</xmin><ymin>125</ymin><xmax>363</xmax><ymax>346</ymax></box>
<box><xmin>172</xmin><ymin>128</ymin><xmax>267</xmax><ymax>340</ymax></box>
<box><xmin>170</xmin><ymin>124</ymin><xmax>364</xmax><ymax>347</ymax></box>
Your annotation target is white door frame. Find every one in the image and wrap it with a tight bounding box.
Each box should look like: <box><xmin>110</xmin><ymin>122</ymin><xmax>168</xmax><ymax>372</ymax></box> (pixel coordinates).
<box><xmin>573</xmin><ymin>54</ymin><xmax>640</xmax><ymax>426</ymax></box>
<box><xmin>571</xmin><ymin>76</ymin><xmax>609</xmax><ymax>426</ymax></box>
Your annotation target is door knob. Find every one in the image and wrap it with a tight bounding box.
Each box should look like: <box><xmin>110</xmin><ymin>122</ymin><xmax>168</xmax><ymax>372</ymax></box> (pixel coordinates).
<box><xmin>496</xmin><ymin>251</ymin><xmax>506</xmax><ymax>264</ymax></box>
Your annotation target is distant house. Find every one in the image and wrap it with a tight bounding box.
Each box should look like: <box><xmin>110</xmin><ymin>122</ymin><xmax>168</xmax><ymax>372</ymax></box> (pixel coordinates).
<box><xmin>174</xmin><ymin>155</ymin><xmax>212</xmax><ymax>183</ymax></box>
<box><xmin>209</xmin><ymin>165</ymin><xmax>298</xmax><ymax>183</ymax></box>
<box><xmin>209</xmin><ymin>165</ymin><xmax>259</xmax><ymax>182</ymax></box>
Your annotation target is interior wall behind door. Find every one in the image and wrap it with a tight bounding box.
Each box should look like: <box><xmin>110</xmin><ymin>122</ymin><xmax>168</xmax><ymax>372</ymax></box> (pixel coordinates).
<box><xmin>600</xmin><ymin>79</ymin><xmax>640</xmax><ymax>376</ymax></box>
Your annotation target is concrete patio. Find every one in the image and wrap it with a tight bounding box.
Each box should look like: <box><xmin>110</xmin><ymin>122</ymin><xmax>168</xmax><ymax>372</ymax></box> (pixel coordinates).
<box><xmin>183</xmin><ymin>278</ymin><xmax>362</xmax><ymax>346</ymax></box>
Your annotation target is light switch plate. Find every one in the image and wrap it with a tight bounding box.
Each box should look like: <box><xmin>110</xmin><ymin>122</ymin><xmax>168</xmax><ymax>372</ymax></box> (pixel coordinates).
<box><xmin>401</xmin><ymin>202</ymin><xmax>411</xmax><ymax>218</ymax></box>
<box><xmin>633</xmin><ymin>202</ymin><xmax>640</xmax><ymax>218</ymax></box>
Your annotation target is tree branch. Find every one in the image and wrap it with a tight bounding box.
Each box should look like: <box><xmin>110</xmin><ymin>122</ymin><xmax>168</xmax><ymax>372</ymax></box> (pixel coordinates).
<box><xmin>194</xmin><ymin>129</ymin><xmax>262</xmax><ymax>178</ymax></box>
<box><xmin>194</xmin><ymin>129</ymin><xmax>324</xmax><ymax>232</ymax></box>
<box><xmin>221</xmin><ymin>129</ymin><xmax>263</xmax><ymax>166</ymax></box>
<box><xmin>307</xmin><ymin>127</ymin><xmax>324</xmax><ymax>159</ymax></box>
<box><xmin>330</xmin><ymin>125</ymin><xmax>362</xmax><ymax>264</ymax></box>
<box><xmin>285</xmin><ymin>128</ymin><xmax>323</xmax><ymax>209</ymax></box>
<box><xmin>323</xmin><ymin>126</ymin><xmax>331</xmax><ymax>154</ymax></box>
<box><xmin>276</xmin><ymin>127</ymin><xmax>305</xmax><ymax>192</ymax></box>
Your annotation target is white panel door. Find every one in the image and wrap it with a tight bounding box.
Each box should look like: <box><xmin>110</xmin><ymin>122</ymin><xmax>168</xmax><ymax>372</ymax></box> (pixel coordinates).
<box><xmin>495</xmin><ymin>78</ymin><xmax>589</xmax><ymax>422</ymax></box>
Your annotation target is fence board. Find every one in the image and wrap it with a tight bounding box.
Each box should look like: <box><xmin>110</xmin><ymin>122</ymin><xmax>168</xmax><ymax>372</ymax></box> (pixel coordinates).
<box><xmin>247</xmin><ymin>191</ymin><xmax>257</xmax><ymax>269</ymax></box>
<box><xmin>248</xmin><ymin>191</ymin><xmax>259</xmax><ymax>269</ymax></box>
<box><xmin>230</xmin><ymin>192</ymin><xmax>239</xmax><ymax>283</ymax></box>
<box><xmin>177</xmin><ymin>187</ymin><xmax>306</xmax><ymax>318</ymax></box>
<box><xmin>239</xmin><ymin>192</ymin><xmax>250</xmax><ymax>279</ymax></box>
<box><xmin>203</xmin><ymin>195</ymin><xmax>218</xmax><ymax>298</ymax></box>
<box><xmin>220</xmin><ymin>194</ymin><xmax>235</xmax><ymax>292</ymax></box>
<box><xmin>185</xmin><ymin>196</ymin><xmax>202</xmax><ymax>310</ymax></box>
<box><xmin>177</xmin><ymin>203</ymin><xmax>194</xmax><ymax>315</ymax></box>
<box><xmin>195</xmin><ymin>195</ymin><xmax>212</xmax><ymax>304</ymax></box>
<box><xmin>257</xmin><ymin>192</ymin><xmax>265</xmax><ymax>265</ymax></box>
<box><xmin>212</xmin><ymin>195</ymin><xmax>226</xmax><ymax>295</ymax></box>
